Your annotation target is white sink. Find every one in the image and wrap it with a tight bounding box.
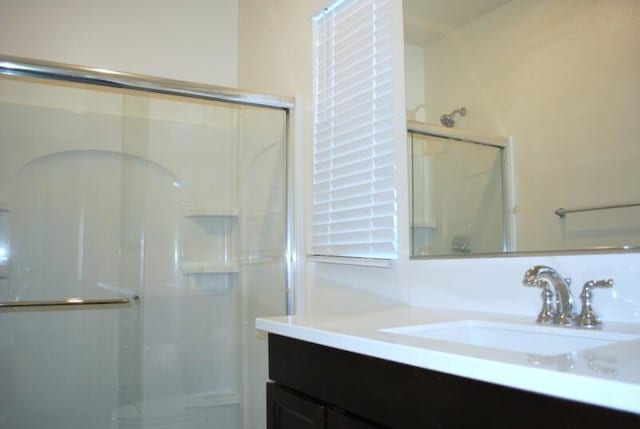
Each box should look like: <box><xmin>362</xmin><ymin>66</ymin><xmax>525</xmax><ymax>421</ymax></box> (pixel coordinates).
<box><xmin>380</xmin><ymin>320</ymin><xmax>639</xmax><ymax>356</ymax></box>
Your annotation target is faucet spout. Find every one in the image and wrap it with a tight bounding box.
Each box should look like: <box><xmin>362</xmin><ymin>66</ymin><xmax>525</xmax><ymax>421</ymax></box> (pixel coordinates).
<box><xmin>523</xmin><ymin>265</ymin><xmax>577</xmax><ymax>325</ymax></box>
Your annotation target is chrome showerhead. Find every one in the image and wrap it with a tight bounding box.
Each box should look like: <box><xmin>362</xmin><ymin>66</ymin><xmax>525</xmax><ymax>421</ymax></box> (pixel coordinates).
<box><xmin>440</xmin><ymin>113</ymin><xmax>455</xmax><ymax>127</ymax></box>
<box><xmin>440</xmin><ymin>106</ymin><xmax>466</xmax><ymax>128</ymax></box>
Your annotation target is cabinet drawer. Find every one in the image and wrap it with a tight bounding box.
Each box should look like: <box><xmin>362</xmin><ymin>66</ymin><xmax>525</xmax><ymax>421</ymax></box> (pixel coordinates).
<box><xmin>267</xmin><ymin>382</ymin><xmax>325</xmax><ymax>429</ymax></box>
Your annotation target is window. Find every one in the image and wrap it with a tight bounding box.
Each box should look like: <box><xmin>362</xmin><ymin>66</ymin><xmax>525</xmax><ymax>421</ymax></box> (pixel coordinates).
<box><xmin>311</xmin><ymin>0</ymin><xmax>397</xmax><ymax>260</ymax></box>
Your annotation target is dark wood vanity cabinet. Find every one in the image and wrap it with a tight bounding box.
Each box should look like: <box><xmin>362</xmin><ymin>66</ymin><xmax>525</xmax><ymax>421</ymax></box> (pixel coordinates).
<box><xmin>267</xmin><ymin>333</ymin><xmax>640</xmax><ymax>429</ymax></box>
<box><xmin>267</xmin><ymin>382</ymin><xmax>381</xmax><ymax>429</ymax></box>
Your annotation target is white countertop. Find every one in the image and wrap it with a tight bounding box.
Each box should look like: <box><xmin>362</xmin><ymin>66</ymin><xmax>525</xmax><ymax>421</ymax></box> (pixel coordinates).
<box><xmin>256</xmin><ymin>307</ymin><xmax>640</xmax><ymax>414</ymax></box>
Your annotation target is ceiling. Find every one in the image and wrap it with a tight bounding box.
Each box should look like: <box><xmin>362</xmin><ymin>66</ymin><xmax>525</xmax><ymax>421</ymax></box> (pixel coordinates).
<box><xmin>403</xmin><ymin>0</ymin><xmax>512</xmax><ymax>46</ymax></box>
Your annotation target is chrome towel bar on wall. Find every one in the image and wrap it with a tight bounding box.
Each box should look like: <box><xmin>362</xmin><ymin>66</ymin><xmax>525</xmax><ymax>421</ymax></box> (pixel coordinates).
<box><xmin>554</xmin><ymin>202</ymin><xmax>640</xmax><ymax>218</ymax></box>
<box><xmin>0</xmin><ymin>296</ymin><xmax>139</xmax><ymax>309</ymax></box>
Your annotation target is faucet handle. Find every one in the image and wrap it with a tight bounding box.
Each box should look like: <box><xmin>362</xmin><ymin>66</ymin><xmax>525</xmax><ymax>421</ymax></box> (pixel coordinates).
<box><xmin>537</xmin><ymin>282</ymin><xmax>556</xmax><ymax>324</ymax></box>
<box><xmin>577</xmin><ymin>279</ymin><xmax>613</xmax><ymax>328</ymax></box>
<box><xmin>525</xmin><ymin>279</ymin><xmax>556</xmax><ymax>324</ymax></box>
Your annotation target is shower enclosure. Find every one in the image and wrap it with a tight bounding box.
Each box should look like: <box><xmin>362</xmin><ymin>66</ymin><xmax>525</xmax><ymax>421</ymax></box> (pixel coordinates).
<box><xmin>0</xmin><ymin>57</ymin><xmax>292</xmax><ymax>429</ymax></box>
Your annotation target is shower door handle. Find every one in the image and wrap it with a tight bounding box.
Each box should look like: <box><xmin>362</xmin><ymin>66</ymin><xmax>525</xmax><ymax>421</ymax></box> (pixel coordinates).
<box><xmin>0</xmin><ymin>296</ymin><xmax>139</xmax><ymax>309</ymax></box>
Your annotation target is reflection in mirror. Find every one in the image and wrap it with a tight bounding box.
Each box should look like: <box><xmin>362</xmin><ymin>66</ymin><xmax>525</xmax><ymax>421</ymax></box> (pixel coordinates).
<box><xmin>404</xmin><ymin>0</ymin><xmax>640</xmax><ymax>257</ymax></box>
<box><xmin>409</xmin><ymin>124</ymin><xmax>508</xmax><ymax>256</ymax></box>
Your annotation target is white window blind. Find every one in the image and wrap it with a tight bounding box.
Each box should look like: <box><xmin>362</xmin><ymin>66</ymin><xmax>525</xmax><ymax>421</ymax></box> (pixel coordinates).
<box><xmin>311</xmin><ymin>0</ymin><xmax>397</xmax><ymax>259</ymax></box>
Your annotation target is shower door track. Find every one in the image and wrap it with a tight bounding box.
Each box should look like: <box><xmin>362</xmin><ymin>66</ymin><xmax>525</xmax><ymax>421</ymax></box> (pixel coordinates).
<box><xmin>0</xmin><ymin>54</ymin><xmax>294</xmax><ymax>109</ymax></box>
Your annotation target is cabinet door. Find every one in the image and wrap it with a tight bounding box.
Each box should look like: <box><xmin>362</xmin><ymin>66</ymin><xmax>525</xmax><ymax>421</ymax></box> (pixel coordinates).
<box><xmin>267</xmin><ymin>382</ymin><xmax>325</xmax><ymax>429</ymax></box>
<box><xmin>327</xmin><ymin>408</ymin><xmax>384</xmax><ymax>429</ymax></box>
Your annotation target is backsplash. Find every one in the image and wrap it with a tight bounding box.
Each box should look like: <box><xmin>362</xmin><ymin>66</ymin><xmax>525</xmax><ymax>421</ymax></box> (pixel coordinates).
<box><xmin>408</xmin><ymin>252</ymin><xmax>640</xmax><ymax>324</ymax></box>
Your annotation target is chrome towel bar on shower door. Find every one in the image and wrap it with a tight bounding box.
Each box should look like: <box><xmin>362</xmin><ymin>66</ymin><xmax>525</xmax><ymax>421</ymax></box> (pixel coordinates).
<box><xmin>0</xmin><ymin>295</ymin><xmax>139</xmax><ymax>309</ymax></box>
<box><xmin>554</xmin><ymin>202</ymin><xmax>640</xmax><ymax>218</ymax></box>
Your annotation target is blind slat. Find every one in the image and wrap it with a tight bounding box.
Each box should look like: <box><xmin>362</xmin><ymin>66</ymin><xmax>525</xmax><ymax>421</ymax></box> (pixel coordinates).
<box><xmin>315</xmin><ymin>59</ymin><xmax>392</xmax><ymax>92</ymax></box>
<box><xmin>315</xmin><ymin>144</ymin><xmax>395</xmax><ymax>172</ymax></box>
<box><xmin>315</xmin><ymin>118</ymin><xmax>394</xmax><ymax>152</ymax></box>
<box><xmin>315</xmin><ymin>81</ymin><xmax>392</xmax><ymax>119</ymax></box>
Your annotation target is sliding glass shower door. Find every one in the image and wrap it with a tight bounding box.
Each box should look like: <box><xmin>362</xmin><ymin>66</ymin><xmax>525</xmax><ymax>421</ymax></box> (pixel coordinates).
<box><xmin>0</xmin><ymin>72</ymin><xmax>288</xmax><ymax>428</ymax></box>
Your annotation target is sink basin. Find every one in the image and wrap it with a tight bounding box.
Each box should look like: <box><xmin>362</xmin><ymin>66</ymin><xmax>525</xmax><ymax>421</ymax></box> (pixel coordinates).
<box><xmin>380</xmin><ymin>320</ymin><xmax>639</xmax><ymax>356</ymax></box>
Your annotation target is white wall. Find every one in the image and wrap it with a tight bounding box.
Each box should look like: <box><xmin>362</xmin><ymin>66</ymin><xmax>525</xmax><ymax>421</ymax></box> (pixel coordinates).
<box><xmin>0</xmin><ymin>0</ymin><xmax>238</xmax><ymax>86</ymax></box>
<box><xmin>404</xmin><ymin>43</ymin><xmax>426</xmax><ymax>121</ymax></box>
<box><xmin>238</xmin><ymin>0</ymin><xmax>640</xmax><ymax>327</ymax></box>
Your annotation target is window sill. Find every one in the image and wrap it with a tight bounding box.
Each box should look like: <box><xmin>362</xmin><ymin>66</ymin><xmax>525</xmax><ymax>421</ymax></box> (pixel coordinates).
<box><xmin>306</xmin><ymin>255</ymin><xmax>392</xmax><ymax>268</ymax></box>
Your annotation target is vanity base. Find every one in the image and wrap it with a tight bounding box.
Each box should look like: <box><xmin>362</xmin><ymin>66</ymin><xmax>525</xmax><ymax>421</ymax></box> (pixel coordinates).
<box><xmin>267</xmin><ymin>333</ymin><xmax>640</xmax><ymax>428</ymax></box>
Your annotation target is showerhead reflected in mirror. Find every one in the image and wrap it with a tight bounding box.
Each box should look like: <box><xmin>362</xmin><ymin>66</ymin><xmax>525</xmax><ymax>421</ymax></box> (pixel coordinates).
<box><xmin>405</xmin><ymin>0</ymin><xmax>640</xmax><ymax>257</ymax></box>
<box><xmin>439</xmin><ymin>106</ymin><xmax>466</xmax><ymax>128</ymax></box>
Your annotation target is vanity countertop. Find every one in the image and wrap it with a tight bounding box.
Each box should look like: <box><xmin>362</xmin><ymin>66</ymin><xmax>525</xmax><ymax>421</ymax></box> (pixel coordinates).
<box><xmin>256</xmin><ymin>307</ymin><xmax>640</xmax><ymax>414</ymax></box>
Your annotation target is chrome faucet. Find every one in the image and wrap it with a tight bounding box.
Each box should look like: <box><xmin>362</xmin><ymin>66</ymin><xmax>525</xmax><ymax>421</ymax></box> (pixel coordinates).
<box><xmin>523</xmin><ymin>265</ymin><xmax>577</xmax><ymax>325</ymax></box>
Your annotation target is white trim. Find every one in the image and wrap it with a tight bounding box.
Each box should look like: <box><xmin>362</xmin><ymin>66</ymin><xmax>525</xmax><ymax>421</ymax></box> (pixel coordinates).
<box><xmin>312</xmin><ymin>0</ymin><xmax>352</xmax><ymax>18</ymax></box>
<box><xmin>407</xmin><ymin>120</ymin><xmax>508</xmax><ymax>148</ymax></box>
<box><xmin>504</xmin><ymin>138</ymin><xmax>517</xmax><ymax>252</ymax></box>
<box><xmin>307</xmin><ymin>254</ymin><xmax>392</xmax><ymax>268</ymax></box>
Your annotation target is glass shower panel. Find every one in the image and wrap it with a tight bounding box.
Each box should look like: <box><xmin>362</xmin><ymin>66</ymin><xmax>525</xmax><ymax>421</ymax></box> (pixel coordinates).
<box><xmin>0</xmin><ymin>76</ymin><xmax>142</xmax><ymax>429</ymax></box>
<box><xmin>410</xmin><ymin>132</ymin><xmax>505</xmax><ymax>256</ymax></box>
<box><xmin>236</xmin><ymin>106</ymin><xmax>288</xmax><ymax>428</ymax></box>
<box><xmin>0</xmin><ymin>74</ymin><xmax>288</xmax><ymax>429</ymax></box>
<box><xmin>128</xmin><ymin>92</ymin><xmax>243</xmax><ymax>428</ymax></box>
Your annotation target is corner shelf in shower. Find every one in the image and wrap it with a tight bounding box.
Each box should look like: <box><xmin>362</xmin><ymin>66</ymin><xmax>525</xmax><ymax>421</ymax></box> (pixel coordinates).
<box><xmin>180</xmin><ymin>261</ymin><xmax>239</xmax><ymax>275</ymax></box>
<box><xmin>0</xmin><ymin>201</ymin><xmax>8</xmax><ymax>212</ymax></box>
<box><xmin>186</xmin><ymin>390</ymin><xmax>241</xmax><ymax>407</ymax></box>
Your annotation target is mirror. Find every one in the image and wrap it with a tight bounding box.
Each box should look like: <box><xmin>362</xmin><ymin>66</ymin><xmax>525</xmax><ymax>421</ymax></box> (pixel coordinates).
<box><xmin>404</xmin><ymin>0</ymin><xmax>640</xmax><ymax>257</ymax></box>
